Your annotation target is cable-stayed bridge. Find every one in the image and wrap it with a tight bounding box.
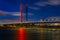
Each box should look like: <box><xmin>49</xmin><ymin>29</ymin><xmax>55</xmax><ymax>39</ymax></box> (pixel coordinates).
<box><xmin>0</xmin><ymin>17</ymin><xmax>60</xmax><ymax>27</ymax></box>
<box><xmin>0</xmin><ymin>17</ymin><xmax>60</xmax><ymax>23</ymax></box>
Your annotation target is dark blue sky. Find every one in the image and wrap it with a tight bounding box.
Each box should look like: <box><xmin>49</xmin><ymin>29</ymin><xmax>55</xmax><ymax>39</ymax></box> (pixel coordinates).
<box><xmin>0</xmin><ymin>0</ymin><xmax>60</xmax><ymax>22</ymax></box>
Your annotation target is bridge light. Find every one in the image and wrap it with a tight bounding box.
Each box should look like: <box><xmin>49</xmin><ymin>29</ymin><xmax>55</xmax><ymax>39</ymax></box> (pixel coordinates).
<box><xmin>0</xmin><ymin>24</ymin><xmax>4</xmax><ymax>27</ymax></box>
<box><xmin>54</xmin><ymin>23</ymin><xmax>60</xmax><ymax>26</ymax></box>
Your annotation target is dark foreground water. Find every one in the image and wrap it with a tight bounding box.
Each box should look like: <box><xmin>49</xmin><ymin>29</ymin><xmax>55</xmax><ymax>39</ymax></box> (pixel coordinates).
<box><xmin>0</xmin><ymin>27</ymin><xmax>60</xmax><ymax>40</ymax></box>
<box><xmin>0</xmin><ymin>28</ymin><xmax>16</xmax><ymax>40</ymax></box>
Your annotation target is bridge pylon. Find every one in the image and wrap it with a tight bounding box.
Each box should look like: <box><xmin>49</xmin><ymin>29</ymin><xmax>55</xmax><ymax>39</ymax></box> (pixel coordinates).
<box><xmin>20</xmin><ymin>3</ymin><xmax>23</xmax><ymax>24</ymax></box>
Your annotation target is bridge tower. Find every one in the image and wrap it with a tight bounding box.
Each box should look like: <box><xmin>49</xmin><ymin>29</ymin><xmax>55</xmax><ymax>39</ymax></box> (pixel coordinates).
<box><xmin>26</xmin><ymin>4</ymin><xmax>28</xmax><ymax>22</ymax></box>
<box><xmin>20</xmin><ymin>4</ymin><xmax>23</xmax><ymax>24</ymax></box>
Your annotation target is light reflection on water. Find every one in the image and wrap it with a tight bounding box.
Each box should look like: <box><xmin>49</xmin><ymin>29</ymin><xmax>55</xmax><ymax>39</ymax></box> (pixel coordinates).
<box><xmin>0</xmin><ymin>27</ymin><xmax>60</xmax><ymax>40</ymax></box>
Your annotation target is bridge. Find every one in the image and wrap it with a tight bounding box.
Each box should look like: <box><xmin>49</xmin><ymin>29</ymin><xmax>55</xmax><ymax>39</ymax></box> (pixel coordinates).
<box><xmin>0</xmin><ymin>4</ymin><xmax>60</xmax><ymax>27</ymax></box>
<box><xmin>0</xmin><ymin>17</ymin><xmax>60</xmax><ymax>28</ymax></box>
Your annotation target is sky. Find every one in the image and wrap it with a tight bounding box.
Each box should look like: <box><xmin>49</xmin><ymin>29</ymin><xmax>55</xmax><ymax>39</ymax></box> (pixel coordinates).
<box><xmin>0</xmin><ymin>0</ymin><xmax>60</xmax><ymax>23</ymax></box>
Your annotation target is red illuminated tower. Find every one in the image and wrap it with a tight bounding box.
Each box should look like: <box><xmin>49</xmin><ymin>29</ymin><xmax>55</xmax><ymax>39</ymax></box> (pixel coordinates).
<box><xmin>20</xmin><ymin>4</ymin><xmax>23</xmax><ymax>23</ymax></box>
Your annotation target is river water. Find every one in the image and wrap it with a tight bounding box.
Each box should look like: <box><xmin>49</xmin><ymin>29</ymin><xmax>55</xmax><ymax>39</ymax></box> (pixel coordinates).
<box><xmin>0</xmin><ymin>27</ymin><xmax>60</xmax><ymax>40</ymax></box>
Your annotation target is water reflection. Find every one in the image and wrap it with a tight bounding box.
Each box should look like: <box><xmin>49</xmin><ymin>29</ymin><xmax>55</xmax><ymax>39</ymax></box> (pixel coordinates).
<box><xmin>0</xmin><ymin>27</ymin><xmax>60</xmax><ymax>40</ymax></box>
